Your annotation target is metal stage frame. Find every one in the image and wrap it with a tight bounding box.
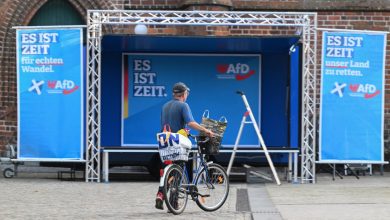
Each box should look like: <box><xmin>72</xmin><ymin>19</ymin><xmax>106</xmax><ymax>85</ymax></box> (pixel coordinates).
<box><xmin>85</xmin><ymin>10</ymin><xmax>318</xmax><ymax>183</ymax></box>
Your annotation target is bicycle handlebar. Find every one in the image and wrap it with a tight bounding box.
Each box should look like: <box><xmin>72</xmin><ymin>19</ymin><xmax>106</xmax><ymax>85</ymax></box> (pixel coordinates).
<box><xmin>197</xmin><ymin>136</ymin><xmax>210</xmax><ymax>144</ymax></box>
<box><xmin>188</xmin><ymin>134</ymin><xmax>210</xmax><ymax>144</ymax></box>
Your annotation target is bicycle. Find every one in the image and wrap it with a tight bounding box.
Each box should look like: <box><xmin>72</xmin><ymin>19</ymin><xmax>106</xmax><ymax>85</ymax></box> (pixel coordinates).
<box><xmin>160</xmin><ymin>135</ymin><xmax>229</xmax><ymax>215</ymax></box>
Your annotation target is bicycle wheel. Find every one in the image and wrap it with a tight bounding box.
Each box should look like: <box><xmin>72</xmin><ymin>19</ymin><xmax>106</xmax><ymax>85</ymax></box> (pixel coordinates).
<box><xmin>163</xmin><ymin>164</ymin><xmax>188</xmax><ymax>215</ymax></box>
<box><xmin>195</xmin><ymin>163</ymin><xmax>229</xmax><ymax>211</ymax></box>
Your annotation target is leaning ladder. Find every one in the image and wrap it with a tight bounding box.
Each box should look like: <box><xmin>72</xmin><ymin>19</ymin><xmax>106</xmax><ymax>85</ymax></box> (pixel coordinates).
<box><xmin>227</xmin><ymin>91</ymin><xmax>281</xmax><ymax>185</ymax></box>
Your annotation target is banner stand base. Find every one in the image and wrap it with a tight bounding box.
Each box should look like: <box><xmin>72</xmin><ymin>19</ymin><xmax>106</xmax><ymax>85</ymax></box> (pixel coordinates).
<box><xmin>316</xmin><ymin>161</ymin><xmax>388</xmax><ymax>181</ymax></box>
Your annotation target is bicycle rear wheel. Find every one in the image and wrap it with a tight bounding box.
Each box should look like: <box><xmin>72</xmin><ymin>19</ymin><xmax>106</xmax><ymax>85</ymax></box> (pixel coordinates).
<box><xmin>163</xmin><ymin>164</ymin><xmax>188</xmax><ymax>215</ymax></box>
<box><xmin>195</xmin><ymin>163</ymin><xmax>229</xmax><ymax>211</ymax></box>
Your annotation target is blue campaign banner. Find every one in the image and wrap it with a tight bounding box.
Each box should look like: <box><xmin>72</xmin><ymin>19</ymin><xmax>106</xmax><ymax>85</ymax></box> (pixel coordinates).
<box><xmin>122</xmin><ymin>54</ymin><xmax>261</xmax><ymax>147</ymax></box>
<box><xmin>17</xmin><ymin>28</ymin><xmax>84</xmax><ymax>160</ymax></box>
<box><xmin>319</xmin><ymin>31</ymin><xmax>386</xmax><ymax>162</ymax></box>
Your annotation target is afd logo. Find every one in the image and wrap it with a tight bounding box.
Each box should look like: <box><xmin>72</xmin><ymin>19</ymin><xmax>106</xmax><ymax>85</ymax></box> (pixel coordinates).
<box><xmin>47</xmin><ymin>80</ymin><xmax>79</xmax><ymax>95</ymax></box>
<box><xmin>349</xmin><ymin>83</ymin><xmax>380</xmax><ymax>99</ymax></box>
<box><xmin>216</xmin><ymin>63</ymin><xmax>255</xmax><ymax>80</ymax></box>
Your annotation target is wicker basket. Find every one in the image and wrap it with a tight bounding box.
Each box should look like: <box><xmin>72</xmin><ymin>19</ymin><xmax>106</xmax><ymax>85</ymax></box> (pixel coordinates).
<box><xmin>198</xmin><ymin>136</ymin><xmax>221</xmax><ymax>155</ymax></box>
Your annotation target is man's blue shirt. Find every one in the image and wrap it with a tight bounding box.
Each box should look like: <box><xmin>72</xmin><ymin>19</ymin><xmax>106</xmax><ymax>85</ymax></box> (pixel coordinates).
<box><xmin>161</xmin><ymin>99</ymin><xmax>195</xmax><ymax>132</ymax></box>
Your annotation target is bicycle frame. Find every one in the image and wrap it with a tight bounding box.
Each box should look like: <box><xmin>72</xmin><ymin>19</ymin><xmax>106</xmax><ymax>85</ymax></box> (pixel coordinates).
<box><xmin>160</xmin><ymin>135</ymin><xmax>208</xmax><ymax>186</ymax></box>
<box><xmin>160</xmin><ymin>150</ymin><xmax>213</xmax><ymax>200</ymax></box>
<box><xmin>182</xmin><ymin>152</ymin><xmax>214</xmax><ymax>199</ymax></box>
<box><xmin>161</xmin><ymin>135</ymin><xmax>229</xmax><ymax>214</ymax></box>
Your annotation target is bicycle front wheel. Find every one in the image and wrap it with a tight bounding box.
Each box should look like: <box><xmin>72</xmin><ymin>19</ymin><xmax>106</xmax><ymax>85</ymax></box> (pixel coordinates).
<box><xmin>163</xmin><ymin>164</ymin><xmax>188</xmax><ymax>215</ymax></box>
<box><xmin>195</xmin><ymin>163</ymin><xmax>229</xmax><ymax>211</ymax></box>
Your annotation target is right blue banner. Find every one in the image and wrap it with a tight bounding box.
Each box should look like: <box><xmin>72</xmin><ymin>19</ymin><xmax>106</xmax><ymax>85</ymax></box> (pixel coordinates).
<box><xmin>319</xmin><ymin>31</ymin><xmax>387</xmax><ymax>162</ymax></box>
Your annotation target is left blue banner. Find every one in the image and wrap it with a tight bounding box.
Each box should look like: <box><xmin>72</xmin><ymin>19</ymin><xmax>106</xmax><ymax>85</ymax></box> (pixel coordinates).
<box><xmin>17</xmin><ymin>28</ymin><xmax>84</xmax><ymax>160</ymax></box>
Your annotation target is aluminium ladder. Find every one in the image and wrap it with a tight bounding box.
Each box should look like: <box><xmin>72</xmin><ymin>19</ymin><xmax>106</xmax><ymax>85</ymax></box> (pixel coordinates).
<box><xmin>227</xmin><ymin>91</ymin><xmax>281</xmax><ymax>185</ymax></box>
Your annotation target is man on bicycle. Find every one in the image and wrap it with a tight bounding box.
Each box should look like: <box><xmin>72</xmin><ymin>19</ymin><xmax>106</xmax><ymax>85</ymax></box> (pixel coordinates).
<box><xmin>155</xmin><ymin>82</ymin><xmax>214</xmax><ymax>210</ymax></box>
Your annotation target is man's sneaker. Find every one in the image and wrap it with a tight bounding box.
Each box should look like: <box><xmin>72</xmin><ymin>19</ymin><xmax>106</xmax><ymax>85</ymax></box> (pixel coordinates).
<box><xmin>155</xmin><ymin>192</ymin><xmax>164</xmax><ymax>210</ymax></box>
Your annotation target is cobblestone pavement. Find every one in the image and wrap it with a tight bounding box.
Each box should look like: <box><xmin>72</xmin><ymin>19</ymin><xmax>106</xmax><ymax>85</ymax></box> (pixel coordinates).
<box><xmin>0</xmin><ymin>176</ymin><xmax>252</xmax><ymax>220</ymax></box>
<box><xmin>265</xmin><ymin>173</ymin><xmax>390</xmax><ymax>220</ymax></box>
<box><xmin>1</xmin><ymin>169</ymin><xmax>390</xmax><ymax>220</ymax></box>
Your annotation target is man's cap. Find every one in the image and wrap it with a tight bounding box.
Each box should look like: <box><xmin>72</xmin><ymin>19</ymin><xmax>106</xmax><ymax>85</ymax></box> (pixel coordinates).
<box><xmin>173</xmin><ymin>82</ymin><xmax>190</xmax><ymax>93</ymax></box>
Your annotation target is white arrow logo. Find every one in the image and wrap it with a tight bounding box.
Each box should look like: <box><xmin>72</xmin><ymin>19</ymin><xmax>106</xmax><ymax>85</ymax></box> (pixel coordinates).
<box><xmin>330</xmin><ymin>82</ymin><xmax>346</xmax><ymax>98</ymax></box>
<box><xmin>28</xmin><ymin>79</ymin><xmax>44</xmax><ymax>95</ymax></box>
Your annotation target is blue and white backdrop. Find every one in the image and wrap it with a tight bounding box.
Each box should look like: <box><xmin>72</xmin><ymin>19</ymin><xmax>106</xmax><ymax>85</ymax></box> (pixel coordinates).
<box><xmin>319</xmin><ymin>30</ymin><xmax>387</xmax><ymax>163</ymax></box>
<box><xmin>16</xmin><ymin>27</ymin><xmax>84</xmax><ymax>160</ymax></box>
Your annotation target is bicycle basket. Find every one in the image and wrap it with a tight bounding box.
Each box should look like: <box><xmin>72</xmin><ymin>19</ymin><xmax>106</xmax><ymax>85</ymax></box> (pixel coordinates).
<box><xmin>200</xmin><ymin>110</ymin><xmax>227</xmax><ymax>138</ymax></box>
<box><xmin>198</xmin><ymin>136</ymin><xmax>221</xmax><ymax>155</ymax></box>
<box><xmin>158</xmin><ymin>145</ymin><xmax>190</xmax><ymax>162</ymax></box>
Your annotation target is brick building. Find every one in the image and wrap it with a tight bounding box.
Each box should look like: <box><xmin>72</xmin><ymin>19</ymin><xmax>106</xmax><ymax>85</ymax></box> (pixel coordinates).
<box><xmin>0</xmin><ymin>0</ymin><xmax>390</xmax><ymax>160</ymax></box>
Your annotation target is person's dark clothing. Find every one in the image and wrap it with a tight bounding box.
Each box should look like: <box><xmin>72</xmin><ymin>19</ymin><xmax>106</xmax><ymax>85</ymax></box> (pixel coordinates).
<box><xmin>161</xmin><ymin>99</ymin><xmax>195</xmax><ymax>132</ymax></box>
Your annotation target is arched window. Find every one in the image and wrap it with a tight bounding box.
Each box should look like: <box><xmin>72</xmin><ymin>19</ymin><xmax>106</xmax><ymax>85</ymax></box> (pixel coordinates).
<box><xmin>29</xmin><ymin>0</ymin><xmax>84</xmax><ymax>26</ymax></box>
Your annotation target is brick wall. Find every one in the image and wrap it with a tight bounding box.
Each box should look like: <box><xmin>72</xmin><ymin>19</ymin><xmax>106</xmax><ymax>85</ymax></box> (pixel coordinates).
<box><xmin>0</xmin><ymin>0</ymin><xmax>390</xmax><ymax>158</ymax></box>
<box><xmin>0</xmin><ymin>0</ymin><xmax>115</xmax><ymax>153</ymax></box>
<box><xmin>117</xmin><ymin>0</ymin><xmax>389</xmax><ymax>11</ymax></box>
<box><xmin>232</xmin><ymin>0</ymin><xmax>390</xmax><ymax>11</ymax></box>
<box><xmin>116</xmin><ymin>0</ymin><xmax>180</xmax><ymax>10</ymax></box>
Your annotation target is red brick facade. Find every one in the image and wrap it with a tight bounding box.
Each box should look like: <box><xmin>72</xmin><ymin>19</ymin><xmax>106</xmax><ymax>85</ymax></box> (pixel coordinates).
<box><xmin>0</xmin><ymin>0</ymin><xmax>389</xmax><ymax>158</ymax></box>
